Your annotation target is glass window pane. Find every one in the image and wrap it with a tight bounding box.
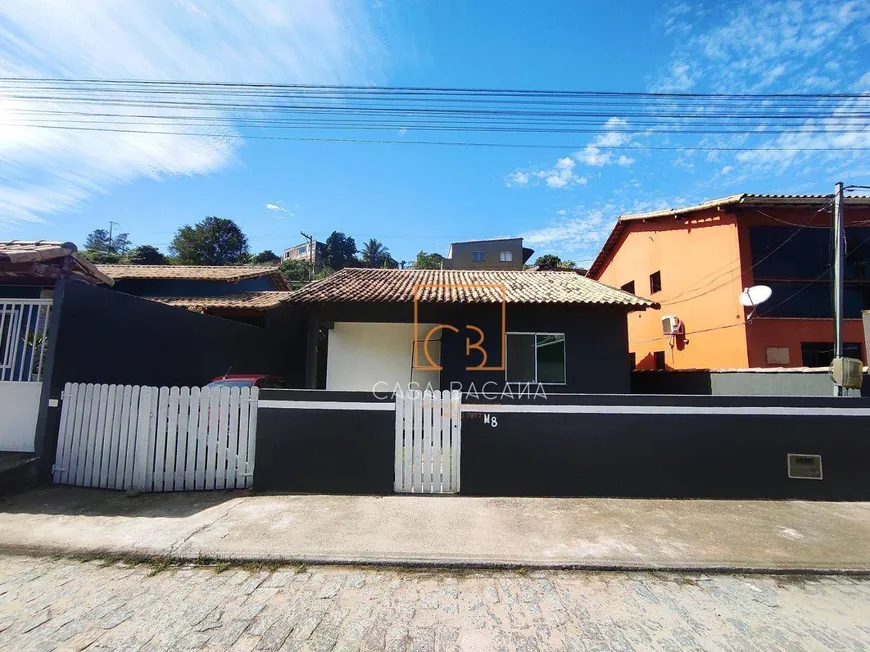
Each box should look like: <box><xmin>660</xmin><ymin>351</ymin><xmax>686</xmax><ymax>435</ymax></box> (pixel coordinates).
<box><xmin>506</xmin><ymin>334</ymin><xmax>535</xmax><ymax>382</ymax></box>
<box><xmin>536</xmin><ymin>334</ymin><xmax>565</xmax><ymax>383</ymax></box>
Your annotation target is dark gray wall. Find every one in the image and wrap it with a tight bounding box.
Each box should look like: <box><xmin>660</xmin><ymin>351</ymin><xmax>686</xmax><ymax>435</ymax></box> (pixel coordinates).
<box><xmin>632</xmin><ymin>370</ymin><xmax>867</xmax><ymax>397</ymax></box>
<box><xmin>252</xmin><ymin>391</ymin><xmax>870</xmax><ymax>500</ymax></box>
<box><xmin>44</xmin><ymin>280</ymin><xmax>298</xmax><ymax>389</ymax></box>
<box><xmin>460</xmin><ymin>394</ymin><xmax>870</xmax><ymax>500</ymax></box>
<box><xmin>255</xmin><ymin>390</ymin><xmax>394</xmax><ymax>493</ymax></box>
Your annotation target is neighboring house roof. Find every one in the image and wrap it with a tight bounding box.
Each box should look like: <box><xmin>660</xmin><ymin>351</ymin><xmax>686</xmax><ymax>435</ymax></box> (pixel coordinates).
<box><xmin>0</xmin><ymin>240</ymin><xmax>114</xmax><ymax>285</ymax></box>
<box><xmin>145</xmin><ymin>291</ymin><xmax>295</xmax><ymax>311</ymax></box>
<box><xmin>97</xmin><ymin>264</ymin><xmax>289</xmax><ymax>289</ymax></box>
<box><xmin>287</xmin><ymin>268</ymin><xmax>655</xmax><ymax>308</ymax></box>
<box><xmin>588</xmin><ymin>193</ymin><xmax>870</xmax><ymax>278</ymax></box>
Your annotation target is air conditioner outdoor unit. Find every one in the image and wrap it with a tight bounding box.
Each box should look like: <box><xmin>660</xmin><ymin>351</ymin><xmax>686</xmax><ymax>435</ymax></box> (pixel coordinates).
<box><xmin>661</xmin><ymin>315</ymin><xmax>682</xmax><ymax>336</ymax></box>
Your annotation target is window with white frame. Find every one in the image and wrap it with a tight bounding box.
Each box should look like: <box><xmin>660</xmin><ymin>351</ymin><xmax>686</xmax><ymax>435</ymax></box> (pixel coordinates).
<box><xmin>506</xmin><ymin>332</ymin><xmax>566</xmax><ymax>384</ymax></box>
<box><xmin>499</xmin><ymin>250</ymin><xmax>513</xmax><ymax>262</ymax></box>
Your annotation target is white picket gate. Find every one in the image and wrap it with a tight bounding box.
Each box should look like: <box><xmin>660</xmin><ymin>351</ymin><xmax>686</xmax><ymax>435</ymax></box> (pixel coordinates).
<box><xmin>394</xmin><ymin>390</ymin><xmax>461</xmax><ymax>494</ymax></box>
<box><xmin>52</xmin><ymin>383</ymin><xmax>258</xmax><ymax>492</ymax></box>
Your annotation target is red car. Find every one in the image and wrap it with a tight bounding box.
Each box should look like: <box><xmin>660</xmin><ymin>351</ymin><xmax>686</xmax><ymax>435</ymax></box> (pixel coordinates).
<box><xmin>207</xmin><ymin>374</ymin><xmax>292</xmax><ymax>390</ymax></box>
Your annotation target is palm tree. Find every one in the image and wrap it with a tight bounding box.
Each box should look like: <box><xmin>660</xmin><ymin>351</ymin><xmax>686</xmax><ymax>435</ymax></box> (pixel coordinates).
<box><xmin>361</xmin><ymin>238</ymin><xmax>390</xmax><ymax>268</ymax></box>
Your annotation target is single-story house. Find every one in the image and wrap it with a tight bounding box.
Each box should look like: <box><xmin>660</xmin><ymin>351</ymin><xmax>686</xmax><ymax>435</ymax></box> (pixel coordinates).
<box><xmin>96</xmin><ymin>264</ymin><xmax>292</xmax><ymax>326</ymax></box>
<box><xmin>283</xmin><ymin>268</ymin><xmax>656</xmax><ymax>394</ymax></box>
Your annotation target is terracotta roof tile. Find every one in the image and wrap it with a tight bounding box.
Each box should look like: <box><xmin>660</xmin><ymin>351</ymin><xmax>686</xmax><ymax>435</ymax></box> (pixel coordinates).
<box><xmin>0</xmin><ymin>239</ymin><xmax>113</xmax><ymax>285</ymax></box>
<box><xmin>288</xmin><ymin>268</ymin><xmax>654</xmax><ymax>308</ymax></box>
<box><xmin>145</xmin><ymin>291</ymin><xmax>294</xmax><ymax>311</ymax></box>
<box><xmin>98</xmin><ymin>264</ymin><xmax>288</xmax><ymax>288</ymax></box>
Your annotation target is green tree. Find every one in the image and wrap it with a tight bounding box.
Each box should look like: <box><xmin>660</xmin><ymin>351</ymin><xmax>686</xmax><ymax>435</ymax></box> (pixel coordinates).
<box><xmin>82</xmin><ymin>228</ymin><xmax>131</xmax><ymax>262</ymax></box>
<box><xmin>79</xmin><ymin>249</ymin><xmax>122</xmax><ymax>264</ymax></box>
<box><xmin>314</xmin><ymin>266</ymin><xmax>335</xmax><ymax>280</ymax></box>
<box><xmin>412</xmin><ymin>251</ymin><xmax>444</xmax><ymax>270</ymax></box>
<box><xmin>279</xmin><ymin>258</ymin><xmax>312</xmax><ymax>283</ymax></box>
<box><xmin>534</xmin><ymin>254</ymin><xmax>574</xmax><ymax>269</ymax></box>
<box><xmin>169</xmin><ymin>216</ymin><xmax>249</xmax><ymax>265</ymax></box>
<box><xmin>126</xmin><ymin>245</ymin><xmax>167</xmax><ymax>265</ymax></box>
<box><xmin>252</xmin><ymin>250</ymin><xmax>280</xmax><ymax>264</ymax></box>
<box><xmin>323</xmin><ymin>231</ymin><xmax>358</xmax><ymax>271</ymax></box>
<box><xmin>361</xmin><ymin>238</ymin><xmax>391</xmax><ymax>268</ymax></box>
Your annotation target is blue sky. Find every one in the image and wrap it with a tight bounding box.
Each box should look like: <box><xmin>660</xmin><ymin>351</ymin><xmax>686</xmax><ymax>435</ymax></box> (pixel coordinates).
<box><xmin>0</xmin><ymin>0</ymin><xmax>868</xmax><ymax>268</ymax></box>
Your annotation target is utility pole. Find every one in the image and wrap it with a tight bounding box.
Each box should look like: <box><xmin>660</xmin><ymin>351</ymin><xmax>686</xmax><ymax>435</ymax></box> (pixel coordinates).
<box><xmin>832</xmin><ymin>182</ymin><xmax>845</xmax><ymax>396</ymax></box>
<box><xmin>300</xmin><ymin>231</ymin><xmax>314</xmax><ymax>282</ymax></box>
<box><xmin>108</xmin><ymin>221</ymin><xmax>120</xmax><ymax>241</ymax></box>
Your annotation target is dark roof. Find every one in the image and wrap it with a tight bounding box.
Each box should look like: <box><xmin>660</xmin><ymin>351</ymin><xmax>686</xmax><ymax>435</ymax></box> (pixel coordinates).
<box><xmin>588</xmin><ymin>193</ymin><xmax>870</xmax><ymax>278</ymax></box>
<box><xmin>0</xmin><ymin>240</ymin><xmax>113</xmax><ymax>285</ymax></box>
<box><xmin>287</xmin><ymin>268</ymin><xmax>655</xmax><ymax>308</ymax></box>
<box><xmin>98</xmin><ymin>264</ymin><xmax>289</xmax><ymax>289</ymax></box>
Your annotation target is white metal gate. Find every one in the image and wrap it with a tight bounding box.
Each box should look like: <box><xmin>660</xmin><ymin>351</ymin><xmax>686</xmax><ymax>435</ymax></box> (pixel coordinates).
<box><xmin>53</xmin><ymin>383</ymin><xmax>258</xmax><ymax>492</ymax></box>
<box><xmin>394</xmin><ymin>390</ymin><xmax>461</xmax><ymax>493</ymax></box>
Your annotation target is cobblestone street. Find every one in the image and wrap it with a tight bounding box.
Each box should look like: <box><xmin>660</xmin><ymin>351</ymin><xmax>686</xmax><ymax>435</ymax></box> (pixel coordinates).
<box><xmin>1</xmin><ymin>554</ymin><xmax>869</xmax><ymax>651</ymax></box>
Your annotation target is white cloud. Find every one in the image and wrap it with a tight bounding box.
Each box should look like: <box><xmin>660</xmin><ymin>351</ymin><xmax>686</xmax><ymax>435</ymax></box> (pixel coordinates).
<box><xmin>265</xmin><ymin>202</ymin><xmax>292</xmax><ymax>215</ymax></box>
<box><xmin>654</xmin><ymin>0</ymin><xmax>870</xmax><ymax>93</ymax></box>
<box><xmin>573</xmin><ymin>117</ymin><xmax>635</xmax><ymax>167</ymax></box>
<box><xmin>505</xmin><ymin>158</ymin><xmax>587</xmax><ymax>189</ymax></box>
<box><xmin>0</xmin><ymin>0</ymin><xmax>384</xmax><ymax>227</ymax></box>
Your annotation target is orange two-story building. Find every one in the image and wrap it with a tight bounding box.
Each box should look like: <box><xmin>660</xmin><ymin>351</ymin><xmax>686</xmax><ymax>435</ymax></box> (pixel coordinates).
<box><xmin>589</xmin><ymin>193</ymin><xmax>870</xmax><ymax>370</ymax></box>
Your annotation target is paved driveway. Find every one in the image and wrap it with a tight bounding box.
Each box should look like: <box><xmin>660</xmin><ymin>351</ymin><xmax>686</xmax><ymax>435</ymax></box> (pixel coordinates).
<box><xmin>1</xmin><ymin>555</ymin><xmax>869</xmax><ymax>651</ymax></box>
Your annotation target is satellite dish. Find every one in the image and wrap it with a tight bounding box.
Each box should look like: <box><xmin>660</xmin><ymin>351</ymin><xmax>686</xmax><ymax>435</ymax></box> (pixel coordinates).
<box><xmin>740</xmin><ymin>285</ymin><xmax>772</xmax><ymax>307</ymax></box>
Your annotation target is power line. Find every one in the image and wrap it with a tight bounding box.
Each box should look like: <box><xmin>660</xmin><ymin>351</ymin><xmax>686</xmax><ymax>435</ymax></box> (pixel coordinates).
<box><xmin>6</xmin><ymin>122</ymin><xmax>870</xmax><ymax>152</ymax></box>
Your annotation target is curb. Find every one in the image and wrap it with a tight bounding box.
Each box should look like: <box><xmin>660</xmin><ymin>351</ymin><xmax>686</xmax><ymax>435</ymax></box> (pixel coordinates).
<box><xmin>3</xmin><ymin>544</ymin><xmax>869</xmax><ymax>576</ymax></box>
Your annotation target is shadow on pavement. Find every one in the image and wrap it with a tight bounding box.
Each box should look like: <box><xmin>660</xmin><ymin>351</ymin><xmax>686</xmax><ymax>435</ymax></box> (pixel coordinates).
<box><xmin>0</xmin><ymin>485</ymin><xmax>248</xmax><ymax>518</ymax></box>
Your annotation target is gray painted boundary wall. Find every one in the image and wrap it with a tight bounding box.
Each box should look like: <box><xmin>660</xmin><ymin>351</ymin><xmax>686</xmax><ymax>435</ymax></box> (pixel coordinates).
<box><xmin>632</xmin><ymin>370</ymin><xmax>869</xmax><ymax>397</ymax></box>
<box><xmin>255</xmin><ymin>390</ymin><xmax>870</xmax><ymax>500</ymax></box>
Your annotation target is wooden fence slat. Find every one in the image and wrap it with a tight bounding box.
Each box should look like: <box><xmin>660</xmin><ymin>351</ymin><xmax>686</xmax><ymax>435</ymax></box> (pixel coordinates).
<box><xmin>89</xmin><ymin>384</ymin><xmax>110</xmax><ymax>487</ymax></box>
<box><xmin>402</xmin><ymin>393</ymin><xmax>413</xmax><ymax>492</ymax></box>
<box><xmin>113</xmin><ymin>386</ymin><xmax>132</xmax><ymax>489</ymax></box>
<box><xmin>244</xmin><ymin>387</ymin><xmax>258</xmax><ymax>489</ymax></box>
<box><xmin>122</xmin><ymin>386</ymin><xmax>140</xmax><ymax>490</ymax></box>
<box><xmin>235</xmin><ymin>388</ymin><xmax>250</xmax><ymax>489</ymax></box>
<box><xmin>133</xmin><ymin>386</ymin><xmax>153</xmax><ymax>492</ymax></box>
<box><xmin>225</xmin><ymin>388</ymin><xmax>241</xmax><ymax>490</ymax></box>
<box><xmin>450</xmin><ymin>391</ymin><xmax>462</xmax><ymax>493</ymax></box>
<box><xmin>203</xmin><ymin>388</ymin><xmax>219</xmax><ymax>490</ymax></box>
<box><xmin>394</xmin><ymin>393</ymin><xmax>403</xmax><ymax>492</ymax></box>
<box><xmin>441</xmin><ymin>390</ymin><xmax>451</xmax><ymax>492</ymax></box>
<box><xmin>82</xmin><ymin>384</ymin><xmax>103</xmax><ymax>486</ymax></box>
<box><xmin>215</xmin><ymin>387</ymin><xmax>231</xmax><ymax>489</ymax></box>
<box><xmin>175</xmin><ymin>387</ymin><xmax>191</xmax><ymax>490</ymax></box>
<box><xmin>432</xmin><ymin>391</ymin><xmax>442</xmax><ymax>493</ymax></box>
<box><xmin>164</xmin><ymin>387</ymin><xmax>180</xmax><ymax>492</ymax></box>
<box><xmin>194</xmin><ymin>388</ymin><xmax>210</xmax><ymax>490</ymax></box>
<box><xmin>413</xmin><ymin>391</ymin><xmax>423</xmax><ymax>493</ymax></box>
<box><xmin>105</xmin><ymin>385</ymin><xmax>125</xmax><ymax>488</ymax></box>
<box><xmin>53</xmin><ymin>383</ymin><xmax>74</xmax><ymax>484</ymax></box>
<box><xmin>97</xmin><ymin>385</ymin><xmax>117</xmax><ymax>488</ymax></box>
<box><xmin>74</xmin><ymin>384</ymin><xmax>95</xmax><ymax>486</ymax></box>
<box><xmin>69</xmin><ymin>383</ymin><xmax>89</xmax><ymax>485</ymax></box>
<box><xmin>422</xmin><ymin>390</ymin><xmax>433</xmax><ymax>493</ymax></box>
<box><xmin>184</xmin><ymin>387</ymin><xmax>201</xmax><ymax>490</ymax></box>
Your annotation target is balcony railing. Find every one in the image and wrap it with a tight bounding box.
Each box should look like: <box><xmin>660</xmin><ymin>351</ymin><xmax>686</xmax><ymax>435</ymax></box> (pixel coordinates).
<box><xmin>0</xmin><ymin>299</ymin><xmax>53</xmax><ymax>383</ymax></box>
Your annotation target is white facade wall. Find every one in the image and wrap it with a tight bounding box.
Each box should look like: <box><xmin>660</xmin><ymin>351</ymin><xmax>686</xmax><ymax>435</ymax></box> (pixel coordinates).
<box><xmin>326</xmin><ymin>322</ymin><xmax>440</xmax><ymax>392</ymax></box>
<box><xmin>0</xmin><ymin>381</ymin><xmax>41</xmax><ymax>452</ymax></box>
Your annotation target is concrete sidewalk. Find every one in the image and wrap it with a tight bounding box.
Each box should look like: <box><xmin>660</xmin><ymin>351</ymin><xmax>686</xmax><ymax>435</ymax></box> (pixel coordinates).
<box><xmin>1</xmin><ymin>487</ymin><xmax>869</xmax><ymax>572</ymax></box>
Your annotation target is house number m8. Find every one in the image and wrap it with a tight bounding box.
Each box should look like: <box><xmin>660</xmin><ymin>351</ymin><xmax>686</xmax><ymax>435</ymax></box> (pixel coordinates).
<box><xmin>483</xmin><ymin>414</ymin><xmax>498</xmax><ymax>428</ymax></box>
